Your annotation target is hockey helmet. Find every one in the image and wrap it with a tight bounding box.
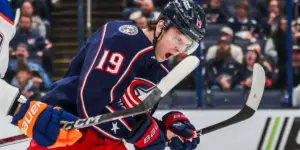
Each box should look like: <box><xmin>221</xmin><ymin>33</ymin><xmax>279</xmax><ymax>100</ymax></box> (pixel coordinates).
<box><xmin>158</xmin><ymin>0</ymin><xmax>207</xmax><ymax>55</ymax></box>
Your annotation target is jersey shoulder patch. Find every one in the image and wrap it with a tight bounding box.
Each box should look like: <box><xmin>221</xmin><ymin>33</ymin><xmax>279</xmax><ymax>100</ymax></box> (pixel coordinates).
<box><xmin>118</xmin><ymin>25</ymin><xmax>138</xmax><ymax>36</ymax></box>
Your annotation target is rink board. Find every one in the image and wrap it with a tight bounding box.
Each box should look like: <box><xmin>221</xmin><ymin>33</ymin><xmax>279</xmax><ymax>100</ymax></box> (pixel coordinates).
<box><xmin>1</xmin><ymin>110</ymin><xmax>300</xmax><ymax>150</ymax></box>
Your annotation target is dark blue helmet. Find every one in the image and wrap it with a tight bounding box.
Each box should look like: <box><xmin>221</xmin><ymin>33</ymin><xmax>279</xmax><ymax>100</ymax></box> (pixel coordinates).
<box><xmin>159</xmin><ymin>0</ymin><xmax>207</xmax><ymax>42</ymax></box>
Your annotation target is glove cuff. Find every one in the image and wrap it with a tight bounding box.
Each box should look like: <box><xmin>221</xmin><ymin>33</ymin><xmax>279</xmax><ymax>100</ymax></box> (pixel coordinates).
<box><xmin>126</xmin><ymin>117</ymin><xmax>161</xmax><ymax>148</ymax></box>
<box><xmin>162</xmin><ymin>111</ymin><xmax>189</xmax><ymax>128</ymax></box>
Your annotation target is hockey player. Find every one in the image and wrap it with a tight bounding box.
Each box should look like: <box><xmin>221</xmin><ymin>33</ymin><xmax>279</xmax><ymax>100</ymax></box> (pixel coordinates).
<box><xmin>0</xmin><ymin>0</ymin><xmax>207</xmax><ymax>149</ymax></box>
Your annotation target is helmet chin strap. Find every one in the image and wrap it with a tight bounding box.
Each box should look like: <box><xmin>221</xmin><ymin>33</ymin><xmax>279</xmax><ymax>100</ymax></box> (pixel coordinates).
<box><xmin>153</xmin><ymin>27</ymin><xmax>164</xmax><ymax>50</ymax></box>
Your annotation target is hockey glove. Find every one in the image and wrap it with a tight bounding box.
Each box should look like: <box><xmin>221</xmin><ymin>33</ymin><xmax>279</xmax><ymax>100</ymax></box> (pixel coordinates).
<box><xmin>126</xmin><ymin>115</ymin><xmax>166</xmax><ymax>150</ymax></box>
<box><xmin>162</xmin><ymin>111</ymin><xmax>200</xmax><ymax>150</ymax></box>
<box><xmin>11</xmin><ymin>100</ymin><xmax>82</xmax><ymax>148</ymax></box>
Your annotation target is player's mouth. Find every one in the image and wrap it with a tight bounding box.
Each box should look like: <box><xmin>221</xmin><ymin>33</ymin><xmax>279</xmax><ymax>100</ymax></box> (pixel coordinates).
<box><xmin>164</xmin><ymin>52</ymin><xmax>172</xmax><ymax>60</ymax></box>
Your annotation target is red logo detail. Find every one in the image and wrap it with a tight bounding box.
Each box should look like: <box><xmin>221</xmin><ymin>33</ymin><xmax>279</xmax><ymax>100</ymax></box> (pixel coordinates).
<box><xmin>196</xmin><ymin>19</ymin><xmax>202</xmax><ymax>28</ymax></box>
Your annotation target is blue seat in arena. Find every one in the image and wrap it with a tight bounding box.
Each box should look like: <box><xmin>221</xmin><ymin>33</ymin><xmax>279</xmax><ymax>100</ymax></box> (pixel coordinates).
<box><xmin>205</xmin><ymin>24</ymin><xmax>223</xmax><ymax>38</ymax></box>
<box><xmin>157</xmin><ymin>93</ymin><xmax>172</xmax><ymax>109</ymax></box>
<box><xmin>171</xmin><ymin>90</ymin><xmax>198</xmax><ymax>109</ymax></box>
<box><xmin>205</xmin><ymin>91</ymin><xmax>245</xmax><ymax>108</ymax></box>
<box><xmin>202</xmin><ymin>39</ymin><xmax>218</xmax><ymax>50</ymax></box>
<box><xmin>233</xmin><ymin>39</ymin><xmax>251</xmax><ymax>53</ymax></box>
<box><xmin>259</xmin><ymin>90</ymin><xmax>283</xmax><ymax>108</ymax></box>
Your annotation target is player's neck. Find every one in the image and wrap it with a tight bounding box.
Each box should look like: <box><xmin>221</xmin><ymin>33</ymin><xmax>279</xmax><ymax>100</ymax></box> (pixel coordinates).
<box><xmin>142</xmin><ymin>29</ymin><xmax>154</xmax><ymax>44</ymax></box>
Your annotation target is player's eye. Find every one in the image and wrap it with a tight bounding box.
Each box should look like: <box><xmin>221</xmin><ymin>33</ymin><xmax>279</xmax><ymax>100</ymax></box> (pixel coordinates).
<box><xmin>176</xmin><ymin>36</ymin><xmax>182</xmax><ymax>44</ymax></box>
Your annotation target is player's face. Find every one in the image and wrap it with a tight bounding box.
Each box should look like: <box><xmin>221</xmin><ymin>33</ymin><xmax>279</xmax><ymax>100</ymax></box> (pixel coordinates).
<box><xmin>155</xmin><ymin>27</ymin><xmax>193</xmax><ymax>62</ymax></box>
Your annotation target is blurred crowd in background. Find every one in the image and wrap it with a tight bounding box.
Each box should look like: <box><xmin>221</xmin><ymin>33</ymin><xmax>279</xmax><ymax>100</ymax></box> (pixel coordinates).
<box><xmin>4</xmin><ymin>0</ymin><xmax>300</xmax><ymax>107</ymax></box>
<box><xmin>122</xmin><ymin>0</ymin><xmax>300</xmax><ymax>92</ymax></box>
<box><xmin>4</xmin><ymin>0</ymin><xmax>55</xmax><ymax>100</ymax></box>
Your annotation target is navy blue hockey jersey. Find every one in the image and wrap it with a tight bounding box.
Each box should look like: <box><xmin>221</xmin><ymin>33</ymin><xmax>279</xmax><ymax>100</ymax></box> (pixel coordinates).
<box><xmin>40</xmin><ymin>21</ymin><xmax>169</xmax><ymax>140</ymax></box>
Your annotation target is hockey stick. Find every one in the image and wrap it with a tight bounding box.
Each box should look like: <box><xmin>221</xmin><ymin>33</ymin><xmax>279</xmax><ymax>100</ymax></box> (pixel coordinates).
<box><xmin>0</xmin><ymin>135</ymin><xmax>30</xmax><ymax>147</ymax></box>
<box><xmin>196</xmin><ymin>63</ymin><xmax>265</xmax><ymax>136</ymax></box>
<box><xmin>62</xmin><ymin>56</ymin><xmax>200</xmax><ymax>130</ymax></box>
<box><xmin>0</xmin><ymin>56</ymin><xmax>200</xmax><ymax>147</ymax></box>
<box><xmin>0</xmin><ymin>63</ymin><xmax>264</xmax><ymax>147</ymax></box>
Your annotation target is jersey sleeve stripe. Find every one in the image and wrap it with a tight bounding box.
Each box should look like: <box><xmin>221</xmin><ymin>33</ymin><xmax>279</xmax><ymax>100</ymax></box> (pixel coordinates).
<box><xmin>78</xmin><ymin>23</ymin><xmax>120</xmax><ymax>141</ymax></box>
<box><xmin>80</xmin><ymin>24</ymin><xmax>107</xmax><ymax>119</ymax></box>
<box><xmin>160</xmin><ymin>64</ymin><xmax>169</xmax><ymax>73</ymax></box>
<box><xmin>105</xmin><ymin>106</ymin><xmax>132</xmax><ymax>131</ymax></box>
<box><xmin>110</xmin><ymin>46</ymin><xmax>154</xmax><ymax>103</ymax></box>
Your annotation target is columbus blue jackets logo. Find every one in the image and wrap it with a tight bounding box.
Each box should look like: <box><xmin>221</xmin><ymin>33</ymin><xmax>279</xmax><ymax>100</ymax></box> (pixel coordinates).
<box><xmin>119</xmin><ymin>25</ymin><xmax>138</xmax><ymax>35</ymax></box>
<box><xmin>121</xmin><ymin>78</ymin><xmax>155</xmax><ymax>108</ymax></box>
<box><xmin>0</xmin><ymin>32</ymin><xmax>4</xmax><ymax>53</ymax></box>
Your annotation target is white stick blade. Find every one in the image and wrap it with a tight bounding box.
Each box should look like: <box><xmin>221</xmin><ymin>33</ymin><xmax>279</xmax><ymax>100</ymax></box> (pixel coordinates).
<box><xmin>157</xmin><ymin>56</ymin><xmax>200</xmax><ymax>96</ymax></box>
<box><xmin>245</xmin><ymin>63</ymin><xmax>266</xmax><ymax>110</ymax></box>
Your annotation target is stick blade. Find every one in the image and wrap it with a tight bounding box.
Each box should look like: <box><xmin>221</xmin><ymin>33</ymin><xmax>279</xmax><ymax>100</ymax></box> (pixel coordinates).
<box><xmin>245</xmin><ymin>63</ymin><xmax>266</xmax><ymax>111</ymax></box>
<box><xmin>157</xmin><ymin>56</ymin><xmax>200</xmax><ymax>96</ymax></box>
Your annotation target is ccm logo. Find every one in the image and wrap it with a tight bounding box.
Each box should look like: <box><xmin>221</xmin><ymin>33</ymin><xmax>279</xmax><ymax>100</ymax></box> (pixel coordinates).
<box><xmin>0</xmin><ymin>33</ymin><xmax>3</xmax><ymax>53</ymax></box>
<box><xmin>21</xmin><ymin>102</ymin><xmax>42</xmax><ymax>134</ymax></box>
<box><xmin>144</xmin><ymin>124</ymin><xmax>159</xmax><ymax>144</ymax></box>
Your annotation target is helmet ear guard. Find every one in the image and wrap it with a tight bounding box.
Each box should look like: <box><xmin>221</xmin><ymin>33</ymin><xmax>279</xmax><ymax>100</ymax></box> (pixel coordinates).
<box><xmin>162</xmin><ymin>19</ymin><xmax>172</xmax><ymax>30</ymax></box>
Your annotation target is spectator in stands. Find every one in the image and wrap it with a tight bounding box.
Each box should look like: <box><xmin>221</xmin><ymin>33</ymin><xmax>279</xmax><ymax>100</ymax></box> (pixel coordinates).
<box><xmin>10</xmin><ymin>62</ymin><xmax>41</xmax><ymax>100</ymax></box>
<box><xmin>203</xmin><ymin>0</ymin><xmax>228</xmax><ymax>24</ymax></box>
<box><xmin>205</xmin><ymin>37</ymin><xmax>243</xmax><ymax>91</ymax></box>
<box><xmin>264</xmin><ymin>17</ymin><xmax>294</xmax><ymax>89</ymax></box>
<box><xmin>10</xmin><ymin>15</ymin><xmax>51</xmax><ymax>57</ymax></box>
<box><xmin>240</xmin><ymin>49</ymin><xmax>273</xmax><ymax>89</ymax></box>
<box><xmin>152</xmin><ymin>0</ymin><xmax>170</xmax><ymax>10</ymax></box>
<box><xmin>292</xmin><ymin>45</ymin><xmax>300</xmax><ymax>86</ymax></box>
<box><xmin>227</xmin><ymin>0</ymin><xmax>261</xmax><ymax>40</ymax></box>
<box><xmin>26</xmin><ymin>0</ymin><xmax>52</xmax><ymax>24</ymax></box>
<box><xmin>10</xmin><ymin>15</ymin><xmax>53</xmax><ymax>74</ymax></box>
<box><xmin>260</xmin><ymin>0</ymin><xmax>282</xmax><ymax>37</ymax></box>
<box><xmin>129</xmin><ymin>0</ymin><xmax>160</xmax><ymax>20</ymax></box>
<box><xmin>9</xmin><ymin>43</ymin><xmax>52</xmax><ymax>91</ymax></box>
<box><xmin>293</xmin><ymin>83</ymin><xmax>300</xmax><ymax>107</ymax></box>
<box><xmin>134</xmin><ymin>16</ymin><xmax>148</xmax><ymax>29</ymax></box>
<box><xmin>247</xmin><ymin>43</ymin><xmax>273</xmax><ymax>71</ymax></box>
<box><xmin>21</xmin><ymin>1</ymin><xmax>47</xmax><ymax>38</ymax></box>
<box><xmin>122</xmin><ymin>0</ymin><xmax>137</xmax><ymax>18</ymax></box>
<box><xmin>206</xmin><ymin>27</ymin><xmax>243</xmax><ymax>64</ymax></box>
<box><xmin>265</xmin><ymin>17</ymin><xmax>286</xmax><ymax>64</ymax></box>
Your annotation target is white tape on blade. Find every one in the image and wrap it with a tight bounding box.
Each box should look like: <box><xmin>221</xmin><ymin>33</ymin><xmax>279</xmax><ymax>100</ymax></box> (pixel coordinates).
<box><xmin>157</xmin><ymin>56</ymin><xmax>200</xmax><ymax>97</ymax></box>
<box><xmin>246</xmin><ymin>63</ymin><xmax>266</xmax><ymax>110</ymax></box>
